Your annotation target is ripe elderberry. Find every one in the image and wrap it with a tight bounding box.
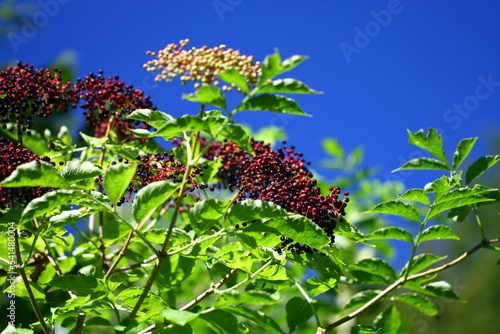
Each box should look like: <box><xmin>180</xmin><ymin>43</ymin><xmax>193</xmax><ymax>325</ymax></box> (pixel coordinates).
<box><xmin>75</xmin><ymin>70</ymin><xmax>156</xmax><ymax>140</ymax></box>
<box><xmin>194</xmin><ymin>138</ymin><xmax>349</xmax><ymax>254</ymax></box>
<box><xmin>115</xmin><ymin>153</ymin><xmax>211</xmax><ymax>203</ymax></box>
<box><xmin>0</xmin><ymin>62</ymin><xmax>76</xmax><ymax>139</ymax></box>
<box><xmin>0</xmin><ymin>137</ymin><xmax>52</xmax><ymax>207</ymax></box>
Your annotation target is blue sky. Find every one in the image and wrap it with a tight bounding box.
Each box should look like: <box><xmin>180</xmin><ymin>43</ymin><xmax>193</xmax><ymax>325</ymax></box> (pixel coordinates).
<box><xmin>1</xmin><ymin>0</ymin><xmax>499</xmax><ymax>191</ymax></box>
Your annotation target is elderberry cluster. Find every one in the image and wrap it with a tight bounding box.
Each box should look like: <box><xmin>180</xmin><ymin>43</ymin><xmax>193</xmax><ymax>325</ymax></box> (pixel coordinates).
<box><xmin>144</xmin><ymin>39</ymin><xmax>261</xmax><ymax>91</ymax></box>
<box><xmin>0</xmin><ymin>61</ymin><xmax>76</xmax><ymax>135</ymax></box>
<box><xmin>0</xmin><ymin>137</ymin><xmax>52</xmax><ymax>209</ymax></box>
<box><xmin>202</xmin><ymin>138</ymin><xmax>349</xmax><ymax>254</ymax></box>
<box><xmin>75</xmin><ymin>70</ymin><xmax>156</xmax><ymax>139</ymax></box>
<box><xmin>102</xmin><ymin>153</ymin><xmax>213</xmax><ymax>207</ymax></box>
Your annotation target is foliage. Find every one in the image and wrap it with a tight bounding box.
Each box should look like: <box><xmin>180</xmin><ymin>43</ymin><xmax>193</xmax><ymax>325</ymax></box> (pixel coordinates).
<box><xmin>0</xmin><ymin>41</ymin><xmax>499</xmax><ymax>334</ymax></box>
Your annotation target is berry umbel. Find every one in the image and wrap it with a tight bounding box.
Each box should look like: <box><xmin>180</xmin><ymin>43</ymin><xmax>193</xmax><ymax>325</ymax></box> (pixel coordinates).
<box><xmin>75</xmin><ymin>70</ymin><xmax>156</xmax><ymax>140</ymax></box>
<box><xmin>0</xmin><ymin>62</ymin><xmax>76</xmax><ymax>145</ymax></box>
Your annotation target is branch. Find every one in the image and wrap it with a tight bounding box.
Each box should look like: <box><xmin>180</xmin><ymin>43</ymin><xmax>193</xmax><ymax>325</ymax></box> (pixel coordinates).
<box><xmin>180</xmin><ymin>267</ymin><xmax>239</xmax><ymax>311</ymax></box>
<box><xmin>14</xmin><ymin>230</ymin><xmax>50</xmax><ymax>334</ymax></box>
<box><xmin>320</xmin><ymin>238</ymin><xmax>500</xmax><ymax>332</ymax></box>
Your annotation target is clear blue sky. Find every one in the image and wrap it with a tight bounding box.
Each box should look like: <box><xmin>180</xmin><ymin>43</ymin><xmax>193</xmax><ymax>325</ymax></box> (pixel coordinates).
<box><xmin>1</xmin><ymin>0</ymin><xmax>499</xmax><ymax>191</ymax></box>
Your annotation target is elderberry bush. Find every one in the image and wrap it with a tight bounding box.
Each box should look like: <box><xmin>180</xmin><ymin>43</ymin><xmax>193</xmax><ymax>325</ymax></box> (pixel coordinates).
<box><xmin>0</xmin><ymin>41</ymin><xmax>499</xmax><ymax>334</ymax></box>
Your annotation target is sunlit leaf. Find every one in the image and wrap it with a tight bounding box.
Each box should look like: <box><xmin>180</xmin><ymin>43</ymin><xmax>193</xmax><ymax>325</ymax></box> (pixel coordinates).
<box><xmin>408</xmin><ymin>128</ymin><xmax>449</xmax><ymax>165</ymax></box>
<box><xmin>103</xmin><ymin>164</ymin><xmax>136</xmax><ymax>206</ymax></box>
<box><xmin>183</xmin><ymin>85</ymin><xmax>227</xmax><ymax>110</ymax></box>
<box><xmin>235</xmin><ymin>94</ymin><xmax>311</xmax><ymax>116</ymax></box>
<box><xmin>133</xmin><ymin>180</ymin><xmax>180</xmax><ymax>223</ymax></box>
<box><xmin>363</xmin><ymin>227</ymin><xmax>413</xmax><ymax>243</ymax></box>
<box><xmin>367</xmin><ymin>201</ymin><xmax>421</xmax><ymax>223</ymax></box>
<box><xmin>418</xmin><ymin>225</ymin><xmax>459</xmax><ymax>243</ymax></box>
<box><xmin>398</xmin><ymin>189</ymin><xmax>430</xmax><ymax>206</ymax></box>
<box><xmin>0</xmin><ymin>160</ymin><xmax>70</xmax><ymax>189</ymax></box>
<box><xmin>453</xmin><ymin>137</ymin><xmax>477</xmax><ymax>170</ymax></box>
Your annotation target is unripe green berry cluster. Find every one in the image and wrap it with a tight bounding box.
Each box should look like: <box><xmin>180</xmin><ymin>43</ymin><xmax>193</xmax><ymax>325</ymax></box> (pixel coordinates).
<box><xmin>144</xmin><ymin>39</ymin><xmax>261</xmax><ymax>92</ymax></box>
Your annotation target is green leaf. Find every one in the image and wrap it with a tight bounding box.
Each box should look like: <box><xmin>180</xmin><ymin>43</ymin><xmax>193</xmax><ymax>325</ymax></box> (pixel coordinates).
<box><xmin>398</xmin><ymin>189</ymin><xmax>430</xmax><ymax>206</ymax></box>
<box><xmin>418</xmin><ymin>225</ymin><xmax>459</xmax><ymax>243</ymax></box>
<box><xmin>21</xmin><ymin>189</ymin><xmax>82</xmax><ymax>223</ymax></box>
<box><xmin>154</xmin><ymin>115</ymin><xmax>214</xmax><ymax>139</ymax></box>
<box><xmin>235</xmin><ymin>94</ymin><xmax>311</xmax><ymax>116</ymax></box>
<box><xmin>218</xmin><ymin>69</ymin><xmax>249</xmax><ymax>94</ymax></box>
<box><xmin>224</xmin><ymin>306</ymin><xmax>284</xmax><ymax>333</ymax></box>
<box><xmin>429</xmin><ymin>185</ymin><xmax>497</xmax><ymax>218</ymax></box>
<box><xmin>183</xmin><ymin>85</ymin><xmax>227</xmax><ymax>110</ymax></box>
<box><xmin>350</xmin><ymin>258</ymin><xmax>396</xmax><ymax>283</ymax></box>
<box><xmin>281</xmin><ymin>54</ymin><xmax>308</xmax><ymax>74</ymax></box>
<box><xmin>0</xmin><ymin>208</ymin><xmax>21</xmax><ymax>225</ymax></box>
<box><xmin>49</xmin><ymin>207</ymin><xmax>95</xmax><ymax>227</ymax></box>
<box><xmin>126</xmin><ymin>108</ymin><xmax>173</xmax><ymax>128</ymax></box>
<box><xmin>258</xmin><ymin>264</ymin><xmax>288</xmax><ymax>281</ymax></box>
<box><xmin>258</xmin><ymin>49</ymin><xmax>282</xmax><ymax>86</ymax></box>
<box><xmin>367</xmin><ymin>201</ymin><xmax>421</xmax><ymax>223</ymax></box>
<box><xmin>342</xmin><ymin>290</ymin><xmax>384</xmax><ymax>313</ymax></box>
<box><xmin>189</xmin><ymin>198</ymin><xmax>233</xmax><ymax>233</ymax></box>
<box><xmin>161</xmin><ymin>308</ymin><xmax>199</xmax><ymax>326</ymax></box>
<box><xmin>396</xmin><ymin>293</ymin><xmax>437</xmax><ymax>316</ymax></box>
<box><xmin>133</xmin><ymin>181</ymin><xmax>180</xmax><ymax>223</ymax></box>
<box><xmin>335</xmin><ymin>219</ymin><xmax>365</xmax><ymax>241</ymax></box>
<box><xmin>426</xmin><ymin>176</ymin><xmax>451</xmax><ymax>202</ymax></box>
<box><xmin>402</xmin><ymin>253</ymin><xmax>447</xmax><ymax>276</ymax></box>
<box><xmin>363</xmin><ymin>227</ymin><xmax>413</xmax><ymax>243</ymax></box>
<box><xmin>219</xmin><ymin>125</ymin><xmax>254</xmax><ymax>155</ymax></box>
<box><xmin>393</xmin><ymin>157</ymin><xmax>451</xmax><ymax>172</ymax></box>
<box><xmin>374</xmin><ymin>305</ymin><xmax>401</xmax><ymax>334</ymax></box>
<box><xmin>404</xmin><ymin>280</ymin><xmax>465</xmax><ymax>301</ymax></box>
<box><xmin>288</xmin><ymin>252</ymin><xmax>341</xmax><ymax>277</ymax></box>
<box><xmin>80</xmin><ymin>132</ymin><xmax>108</xmax><ymax>147</ymax></box>
<box><xmin>49</xmin><ymin>275</ymin><xmax>101</xmax><ymax>296</ymax></box>
<box><xmin>408</xmin><ymin>128</ymin><xmax>449</xmax><ymax>165</ymax></box>
<box><xmin>453</xmin><ymin>137</ymin><xmax>477</xmax><ymax>170</ymax></box>
<box><xmin>254</xmin><ymin>78</ymin><xmax>321</xmax><ymax>95</ymax></box>
<box><xmin>103</xmin><ymin>164</ymin><xmax>136</xmax><ymax>206</ymax></box>
<box><xmin>226</xmin><ymin>200</ymin><xmax>293</xmax><ymax>224</ymax></box>
<box><xmin>286</xmin><ymin>296</ymin><xmax>313</xmax><ymax>333</ymax></box>
<box><xmin>465</xmin><ymin>155</ymin><xmax>500</xmax><ymax>185</ymax></box>
<box><xmin>246</xmin><ymin>214</ymin><xmax>330</xmax><ymax>249</ymax></box>
<box><xmin>305</xmin><ymin>277</ymin><xmax>338</xmax><ymax>297</ymax></box>
<box><xmin>199</xmin><ymin>309</ymin><xmax>243</xmax><ymax>334</ymax></box>
<box><xmin>0</xmin><ymin>94</ymin><xmax>6</xmax><ymax>98</ymax></box>
<box><xmin>0</xmin><ymin>160</ymin><xmax>70</xmax><ymax>189</ymax></box>
<box><xmin>323</xmin><ymin>138</ymin><xmax>344</xmax><ymax>160</ymax></box>
<box><xmin>61</xmin><ymin>161</ymin><xmax>102</xmax><ymax>183</ymax></box>
<box><xmin>214</xmin><ymin>290</ymin><xmax>280</xmax><ymax>307</ymax></box>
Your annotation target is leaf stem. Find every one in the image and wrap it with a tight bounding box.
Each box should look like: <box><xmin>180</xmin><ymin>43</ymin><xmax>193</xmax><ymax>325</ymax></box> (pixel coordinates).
<box><xmin>403</xmin><ymin>210</ymin><xmax>430</xmax><ymax>281</ymax></box>
<box><xmin>217</xmin><ymin>258</ymin><xmax>274</xmax><ymax>294</ymax></box>
<box><xmin>293</xmin><ymin>278</ymin><xmax>321</xmax><ymax>328</ymax></box>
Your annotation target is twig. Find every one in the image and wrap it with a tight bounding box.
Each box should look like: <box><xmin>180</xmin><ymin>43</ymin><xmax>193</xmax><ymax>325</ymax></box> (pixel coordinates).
<box><xmin>105</xmin><ymin>200</ymin><xmax>173</xmax><ymax>280</ymax></box>
<box><xmin>320</xmin><ymin>238</ymin><xmax>500</xmax><ymax>332</ymax></box>
<box><xmin>127</xmin><ymin>105</ymin><xmax>206</xmax><ymax>321</ymax></box>
<box><xmin>75</xmin><ymin>312</ymin><xmax>86</xmax><ymax>334</ymax></box>
<box><xmin>112</xmin><ymin>254</ymin><xmax>157</xmax><ymax>274</ymax></box>
<box><xmin>180</xmin><ymin>268</ymin><xmax>239</xmax><ymax>311</ymax></box>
